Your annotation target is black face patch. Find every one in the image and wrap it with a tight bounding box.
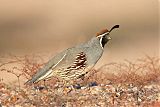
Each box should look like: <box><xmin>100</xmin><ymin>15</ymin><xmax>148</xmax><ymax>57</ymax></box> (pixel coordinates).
<box><xmin>101</xmin><ymin>36</ymin><xmax>108</xmax><ymax>47</ymax></box>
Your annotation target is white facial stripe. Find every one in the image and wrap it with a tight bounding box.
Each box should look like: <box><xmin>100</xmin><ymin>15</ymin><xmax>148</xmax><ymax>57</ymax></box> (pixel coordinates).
<box><xmin>99</xmin><ymin>37</ymin><xmax>103</xmax><ymax>49</ymax></box>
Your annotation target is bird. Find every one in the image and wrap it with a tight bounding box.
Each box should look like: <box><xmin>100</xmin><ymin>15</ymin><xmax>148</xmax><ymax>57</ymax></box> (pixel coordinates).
<box><xmin>25</xmin><ymin>25</ymin><xmax>119</xmax><ymax>85</ymax></box>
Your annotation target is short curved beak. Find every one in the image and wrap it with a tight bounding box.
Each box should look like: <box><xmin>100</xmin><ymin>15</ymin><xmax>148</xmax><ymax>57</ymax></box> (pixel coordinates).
<box><xmin>108</xmin><ymin>36</ymin><xmax>112</xmax><ymax>40</ymax></box>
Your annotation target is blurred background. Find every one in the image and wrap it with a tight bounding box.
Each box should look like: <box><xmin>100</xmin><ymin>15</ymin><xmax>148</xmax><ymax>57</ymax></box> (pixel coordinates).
<box><xmin>0</xmin><ymin>0</ymin><xmax>159</xmax><ymax>67</ymax></box>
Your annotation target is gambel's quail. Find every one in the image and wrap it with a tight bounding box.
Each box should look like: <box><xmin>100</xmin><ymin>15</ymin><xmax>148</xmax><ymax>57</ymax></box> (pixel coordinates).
<box><xmin>25</xmin><ymin>25</ymin><xmax>119</xmax><ymax>84</ymax></box>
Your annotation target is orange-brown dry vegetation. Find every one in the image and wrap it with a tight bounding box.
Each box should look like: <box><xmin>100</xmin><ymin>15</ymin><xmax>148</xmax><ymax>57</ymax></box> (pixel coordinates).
<box><xmin>0</xmin><ymin>54</ymin><xmax>160</xmax><ymax>107</ymax></box>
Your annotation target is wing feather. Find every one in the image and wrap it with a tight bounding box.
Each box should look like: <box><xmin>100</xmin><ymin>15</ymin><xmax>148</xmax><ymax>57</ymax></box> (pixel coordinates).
<box><xmin>25</xmin><ymin>50</ymin><xmax>67</xmax><ymax>85</ymax></box>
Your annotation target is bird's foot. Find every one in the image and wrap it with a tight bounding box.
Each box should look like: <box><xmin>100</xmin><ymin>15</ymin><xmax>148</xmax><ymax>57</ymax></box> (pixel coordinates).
<box><xmin>87</xmin><ymin>81</ymin><xmax>98</xmax><ymax>87</ymax></box>
<box><xmin>72</xmin><ymin>82</ymin><xmax>98</xmax><ymax>89</ymax></box>
<box><xmin>72</xmin><ymin>83</ymin><xmax>81</xmax><ymax>89</ymax></box>
<box><xmin>33</xmin><ymin>85</ymin><xmax>49</xmax><ymax>91</ymax></box>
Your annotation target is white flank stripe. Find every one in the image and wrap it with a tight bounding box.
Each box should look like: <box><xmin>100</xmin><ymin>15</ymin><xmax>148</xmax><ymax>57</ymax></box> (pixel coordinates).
<box><xmin>37</xmin><ymin>53</ymin><xmax>67</xmax><ymax>81</ymax></box>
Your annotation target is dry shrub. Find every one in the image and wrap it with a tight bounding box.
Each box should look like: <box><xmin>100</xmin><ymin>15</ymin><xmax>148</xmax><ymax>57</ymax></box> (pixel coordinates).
<box><xmin>0</xmin><ymin>54</ymin><xmax>160</xmax><ymax>106</ymax></box>
<box><xmin>0</xmin><ymin>53</ymin><xmax>61</xmax><ymax>89</ymax></box>
<box><xmin>0</xmin><ymin>54</ymin><xmax>159</xmax><ymax>87</ymax></box>
<box><xmin>0</xmin><ymin>54</ymin><xmax>46</xmax><ymax>88</ymax></box>
<box><xmin>85</xmin><ymin>55</ymin><xmax>160</xmax><ymax>86</ymax></box>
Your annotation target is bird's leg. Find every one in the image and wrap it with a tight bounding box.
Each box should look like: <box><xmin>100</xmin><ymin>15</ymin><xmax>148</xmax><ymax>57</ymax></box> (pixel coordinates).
<box><xmin>80</xmin><ymin>74</ymin><xmax>85</xmax><ymax>81</ymax></box>
<box><xmin>43</xmin><ymin>79</ymin><xmax>49</xmax><ymax>89</ymax></box>
<box><xmin>34</xmin><ymin>80</ymin><xmax>47</xmax><ymax>91</ymax></box>
<box><xmin>78</xmin><ymin>72</ymin><xmax>87</xmax><ymax>80</ymax></box>
<box><xmin>72</xmin><ymin>78</ymin><xmax>83</xmax><ymax>89</ymax></box>
<box><xmin>74</xmin><ymin>72</ymin><xmax>88</xmax><ymax>88</ymax></box>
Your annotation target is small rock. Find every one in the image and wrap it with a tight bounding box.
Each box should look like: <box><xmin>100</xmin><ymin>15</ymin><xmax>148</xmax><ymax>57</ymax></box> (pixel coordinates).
<box><xmin>90</xmin><ymin>86</ymin><xmax>103</xmax><ymax>95</ymax></box>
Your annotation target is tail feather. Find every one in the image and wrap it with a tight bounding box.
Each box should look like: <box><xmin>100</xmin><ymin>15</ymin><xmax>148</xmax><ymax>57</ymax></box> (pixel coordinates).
<box><xmin>24</xmin><ymin>78</ymin><xmax>37</xmax><ymax>85</ymax></box>
<box><xmin>24</xmin><ymin>48</ymin><xmax>67</xmax><ymax>85</ymax></box>
<box><xmin>24</xmin><ymin>62</ymin><xmax>55</xmax><ymax>85</ymax></box>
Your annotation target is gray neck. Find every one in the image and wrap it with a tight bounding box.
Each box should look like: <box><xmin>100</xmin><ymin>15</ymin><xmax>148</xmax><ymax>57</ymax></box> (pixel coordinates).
<box><xmin>86</xmin><ymin>37</ymin><xmax>102</xmax><ymax>48</ymax></box>
<box><xmin>84</xmin><ymin>37</ymin><xmax>104</xmax><ymax>65</ymax></box>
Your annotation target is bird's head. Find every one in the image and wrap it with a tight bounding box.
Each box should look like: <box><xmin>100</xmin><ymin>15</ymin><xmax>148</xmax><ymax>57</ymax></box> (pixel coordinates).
<box><xmin>96</xmin><ymin>25</ymin><xmax>119</xmax><ymax>48</ymax></box>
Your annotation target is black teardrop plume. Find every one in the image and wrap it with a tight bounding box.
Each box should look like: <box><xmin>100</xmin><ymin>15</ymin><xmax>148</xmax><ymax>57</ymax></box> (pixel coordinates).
<box><xmin>109</xmin><ymin>25</ymin><xmax>119</xmax><ymax>33</ymax></box>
